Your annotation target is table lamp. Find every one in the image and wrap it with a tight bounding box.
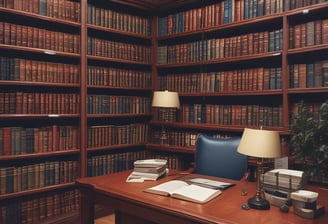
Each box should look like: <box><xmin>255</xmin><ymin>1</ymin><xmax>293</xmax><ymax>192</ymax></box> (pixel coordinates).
<box><xmin>237</xmin><ymin>128</ymin><xmax>281</xmax><ymax>210</ymax></box>
<box><xmin>152</xmin><ymin>90</ymin><xmax>180</xmax><ymax>144</ymax></box>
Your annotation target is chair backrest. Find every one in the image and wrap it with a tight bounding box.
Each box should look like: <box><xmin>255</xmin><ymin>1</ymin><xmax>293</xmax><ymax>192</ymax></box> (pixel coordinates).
<box><xmin>194</xmin><ymin>134</ymin><xmax>247</xmax><ymax>180</ymax></box>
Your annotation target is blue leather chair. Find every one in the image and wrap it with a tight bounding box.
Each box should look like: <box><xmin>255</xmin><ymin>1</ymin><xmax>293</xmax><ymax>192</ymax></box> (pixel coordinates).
<box><xmin>194</xmin><ymin>134</ymin><xmax>247</xmax><ymax>180</ymax></box>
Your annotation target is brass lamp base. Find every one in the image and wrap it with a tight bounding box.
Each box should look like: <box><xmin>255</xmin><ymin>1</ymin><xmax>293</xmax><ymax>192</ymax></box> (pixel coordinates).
<box><xmin>248</xmin><ymin>197</ymin><xmax>270</xmax><ymax>210</ymax></box>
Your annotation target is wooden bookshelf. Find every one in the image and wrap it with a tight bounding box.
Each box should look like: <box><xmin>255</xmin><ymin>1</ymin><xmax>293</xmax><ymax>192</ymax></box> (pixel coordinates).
<box><xmin>149</xmin><ymin>1</ymin><xmax>328</xmax><ymax>158</ymax></box>
<box><xmin>84</xmin><ymin>0</ymin><xmax>154</xmax><ymax>181</ymax></box>
<box><xmin>0</xmin><ymin>0</ymin><xmax>154</xmax><ymax>223</ymax></box>
<box><xmin>0</xmin><ymin>0</ymin><xmax>82</xmax><ymax>223</ymax></box>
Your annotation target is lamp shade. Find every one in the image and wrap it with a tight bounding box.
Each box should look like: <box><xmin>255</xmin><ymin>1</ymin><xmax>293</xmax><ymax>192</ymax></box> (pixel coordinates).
<box><xmin>237</xmin><ymin>128</ymin><xmax>281</xmax><ymax>158</ymax></box>
<box><xmin>152</xmin><ymin>90</ymin><xmax>180</xmax><ymax>108</ymax></box>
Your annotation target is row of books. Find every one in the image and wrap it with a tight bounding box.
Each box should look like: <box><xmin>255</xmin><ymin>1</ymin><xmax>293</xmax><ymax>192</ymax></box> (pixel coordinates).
<box><xmin>157</xmin><ymin>0</ymin><xmax>325</xmax><ymax>35</ymax></box>
<box><xmin>87</xmin><ymin>4</ymin><xmax>151</xmax><ymax>36</ymax></box>
<box><xmin>0</xmin><ymin>0</ymin><xmax>81</xmax><ymax>22</ymax></box>
<box><xmin>0</xmin><ymin>160</ymin><xmax>78</xmax><ymax>194</ymax></box>
<box><xmin>87</xmin><ymin>37</ymin><xmax>151</xmax><ymax>63</ymax></box>
<box><xmin>87</xmin><ymin>150</ymin><xmax>147</xmax><ymax>177</ymax></box>
<box><xmin>87</xmin><ymin>150</ymin><xmax>191</xmax><ymax>177</ymax></box>
<box><xmin>150</xmin><ymin>131</ymin><xmax>231</xmax><ymax>148</ymax></box>
<box><xmin>0</xmin><ymin>56</ymin><xmax>80</xmax><ymax>84</ymax></box>
<box><xmin>0</xmin><ymin>189</ymin><xmax>79</xmax><ymax>224</ymax></box>
<box><xmin>0</xmin><ymin>22</ymin><xmax>80</xmax><ymax>53</ymax></box>
<box><xmin>290</xmin><ymin>101</ymin><xmax>322</xmax><ymax>120</ymax></box>
<box><xmin>152</xmin><ymin>107</ymin><xmax>181</xmax><ymax>123</ymax></box>
<box><xmin>178</xmin><ymin>104</ymin><xmax>282</xmax><ymax>127</ymax></box>
<box><xmin>285</xmin><ymin>0</ymin><xmax>328</xmax><ymax>10</ymax></box>
<box><xmin>289</xmin><ymin>19</ymin><xmax>328</xmax><ymax>48</ymax></box>
<box><xmin>87</xmin><ymin>123</ymin><xmax>148</xmax><ymax>148</ymax></box>
<box><xmin>159</xmin><ymin>67</ymin><xmax>282</xmax><ymax>93</ymax></box>
<box><xmin>87</xmin><ymin>66</ymin><xmax>151</xmax><ymax>88</ymax></box>
<box><xmin>0</xmin><ymin>92</ymin><xmax>80</xmax><ymax>114</ymax></box>
<box><xmin>289</xmin><ymin>61</ymin><xmax>328</xmax><ymax>88</ymax></box>
<box><xmin>0</xmin><ymin>125</ymin><xmax>79</xmax><ymax>156</ymax></box>
<box><xmin>157</xmin><ymin>0</ymin><xmax>263</xmax><ymax>35</ymax></box>
<box><xmin>157</xmin><ymin>29</ymin><xmax>282</xmax><ymax>64</ymax></box>
<box><xmin>87</xmin><ymin>95</ymin><xmax>151</xmax><ymax>114</ymax></box>
<box><xmin>146</xmin><ymin>151</ymin><xmax>193</xmax><ymax>171</ymax></box>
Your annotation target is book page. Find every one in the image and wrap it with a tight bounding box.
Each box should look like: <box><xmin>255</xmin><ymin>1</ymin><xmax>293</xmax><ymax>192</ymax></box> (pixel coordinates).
<box><xmin>144</xmin><ymin>180</ymin><xmax>189</xmax><ymax>196</ymax></box>
<box><xmin>171</xmin><ymin>184</ymin><xmax>222</xmax><ymax>203</ymax></box>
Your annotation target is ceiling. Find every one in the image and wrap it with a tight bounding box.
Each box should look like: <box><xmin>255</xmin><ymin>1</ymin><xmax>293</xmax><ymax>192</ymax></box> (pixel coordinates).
<box><xmin>111</xmin><ymin>0</ymin><xmax>203</xmax><ymax>12</ymax></box>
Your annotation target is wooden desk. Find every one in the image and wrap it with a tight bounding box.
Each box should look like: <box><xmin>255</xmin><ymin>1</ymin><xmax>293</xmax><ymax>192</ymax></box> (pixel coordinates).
<box><xmin>76</xmin><ymin>170</ymin><xmax>328</xmax><ymax>224</ymax></box>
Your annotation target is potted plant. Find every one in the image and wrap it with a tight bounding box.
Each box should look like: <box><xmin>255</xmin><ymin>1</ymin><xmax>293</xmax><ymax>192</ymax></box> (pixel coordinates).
<box><xmin>289</xmin><ymin>100</ymin><xmax>328</xmax><ymax>184</ymax></box>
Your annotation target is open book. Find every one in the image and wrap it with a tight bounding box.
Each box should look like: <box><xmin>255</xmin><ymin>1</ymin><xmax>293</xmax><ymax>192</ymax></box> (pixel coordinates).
<box><xmin>144</xmin><ymin>180</ymin><xmax>222</xmax><ymax>204</ymax></box>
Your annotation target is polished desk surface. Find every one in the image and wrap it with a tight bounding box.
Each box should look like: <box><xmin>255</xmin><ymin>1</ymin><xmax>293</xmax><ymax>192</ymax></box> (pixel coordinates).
<box><xmin>76</xmin><ymin>170</ymin><xmax>328</xmax><ymax>224</ymax></box>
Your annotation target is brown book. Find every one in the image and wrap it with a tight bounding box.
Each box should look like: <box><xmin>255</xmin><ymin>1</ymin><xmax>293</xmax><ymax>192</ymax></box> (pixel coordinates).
<box><xmin>3</xmin><ymin>127</ymin><xmax>12</xmax><ymax>155</ymax></box>
<box><xmin>314</xmin><ymin>20</ymin><xmax>322</xmax><ymax>45</ymax></box>
<box><xmin>298</xmin><ymin>63</ymin><xmax>306</xmax><ymax>88</ymax></box>
<box><xmin>292</xmin><ymin>24</ymin><xmax>301</xmax><ymax>48</ymax></box>
<box><xmin>3</xmin><ymin>22</ymin><xmax>10</xmax><ymax>45</ymax></box>
<box><xmin>0</xmin><ymin>21</ymin><xmax>4</xmax><ymax>44</ymax></box>
<box><xmin>322</xmin><ymin>19</ymin><xmax>328</xmax><ymax>44</ymax></box>
<box><xmin>10</xmin><ymin>23</ymin><xmax>16</xmax><ymax>45</ymax></box>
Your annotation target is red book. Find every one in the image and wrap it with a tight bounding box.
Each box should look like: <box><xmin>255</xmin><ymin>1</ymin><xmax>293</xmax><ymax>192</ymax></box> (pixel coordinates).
<box><xmin>3</xmin><ymin>127</ymin><xmax>12</xmax><ymax>155</ymax></box>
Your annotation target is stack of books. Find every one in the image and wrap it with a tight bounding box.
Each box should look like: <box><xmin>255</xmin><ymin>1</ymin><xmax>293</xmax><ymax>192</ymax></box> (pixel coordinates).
<box><xmin>291</xmin><ymin>190</ymin><xmax>325</xmax><ymax>219</ymax></box>
<box><xmin>261</xmin><ymin>169</ymin><xmax>308</xmax><ymax>207</ymax></box>
<box><xmin>126</xmin><ymin>159</ymin><xmax>168</xmax><ymax>182</ymax></box>
<box><xmin>261</xmin><ymin>169</ymin><xmax>307</xmax><ymax>192</ymax></box>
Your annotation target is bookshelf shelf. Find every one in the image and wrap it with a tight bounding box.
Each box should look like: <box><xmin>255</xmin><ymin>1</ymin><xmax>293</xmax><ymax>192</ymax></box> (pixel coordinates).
<box><xmin>87</xmin><ymin>24</ymin><xmax>152</xmax><ymax>40</ymax></box>
<box><xmin>156</xmin><ymin>51</ymin><xmax>282</xmax><ymax>68</ymax></box>
<box><xmin>0</xmin><ymin>149</ymin><xmax>80</xmax><ymax>161</ymax></box>
<box><xmin>0</xmin><ymin>44</ymin><xmax>81</xmax><ymax>58</ymax></box>
<box><xmin>146</xmin><ymin>143</ymin><xmax>195</xmax><ymax>154</ymax></box>
<box><xmin>87</xmin><ymin>143</ymin><xmax>147</xmax><ymax>152</ymax></box>
<box><xmin>178</xmin><ymin>90</ymin><xmax>283</xmax><ymax>97</ymax></box>
<box><xmin>288</xmin><ymin>88</ymin><xmax>328</xmax><ymax>94</ymax></box>
<box><xmin>87</xmin><ymin>113</ymin><xmax>152</xmax><ymax>118</ymax></box>
<box><xmin>0</xmin><ymin>114</ymin><xmax>80</xmax><ymax>119</ymax></box>
<box><xmin>0</xmin><ymin>182</ymin><xmax>76</xmax><ymax>201</ymax></box>
<box><xmin>87</xmin><ymin>55</ymin><xmax>152</xmax><ymax>66</ymax></box>
<box><xmin>287</xmin><ymin>44</ymin><xmax>328</xmax><ymax>54</ymax></box>
<box><xmin>150</xmin><ymin>121</ymin><xmax>290</xmax><ymax>134</ymax></box>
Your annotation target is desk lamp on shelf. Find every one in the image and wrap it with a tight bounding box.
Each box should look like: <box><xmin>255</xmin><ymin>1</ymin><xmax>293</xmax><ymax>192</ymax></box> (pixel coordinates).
<box><xmin>152</xmin><ymin>90</ymin><xmax>180</xmax><ymax>145</ymax></box>
<box><xmin>237</xmin><ymin>128</ymin><xmax>281</xmax><ymax>210</ymax></box>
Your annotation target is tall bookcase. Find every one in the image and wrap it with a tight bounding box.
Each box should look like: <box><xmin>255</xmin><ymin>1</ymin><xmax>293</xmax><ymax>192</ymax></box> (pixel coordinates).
<box><xmin>148</xmin><ymin>0</ymin><xmax>328</xmax><ymax>167</ymax></box>
<box><xmin>0</xmin><ymin>0</ymin><xmax>82</xmax><ymax>223</ymax></box>
<box><xmin>0</xmin><ymin>0</ymin><xmax>154</xmax><ymax>223</ymax></box>
<box><xmin>84</xmin><ymin>0</ymin><xmax>153</xmax><ymax>178</ymax></box>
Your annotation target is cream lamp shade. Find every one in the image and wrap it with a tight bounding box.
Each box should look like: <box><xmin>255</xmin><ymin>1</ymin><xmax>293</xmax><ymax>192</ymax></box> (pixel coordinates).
<box><xmin>152</xmin><ymin>90</ymin><xmax>180</xmax><ymax>108</ymax></box>
<box><xmin>237</xmin><ymin>128</ymin><xmax>281</xmax><ymax>158</ymax></box>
